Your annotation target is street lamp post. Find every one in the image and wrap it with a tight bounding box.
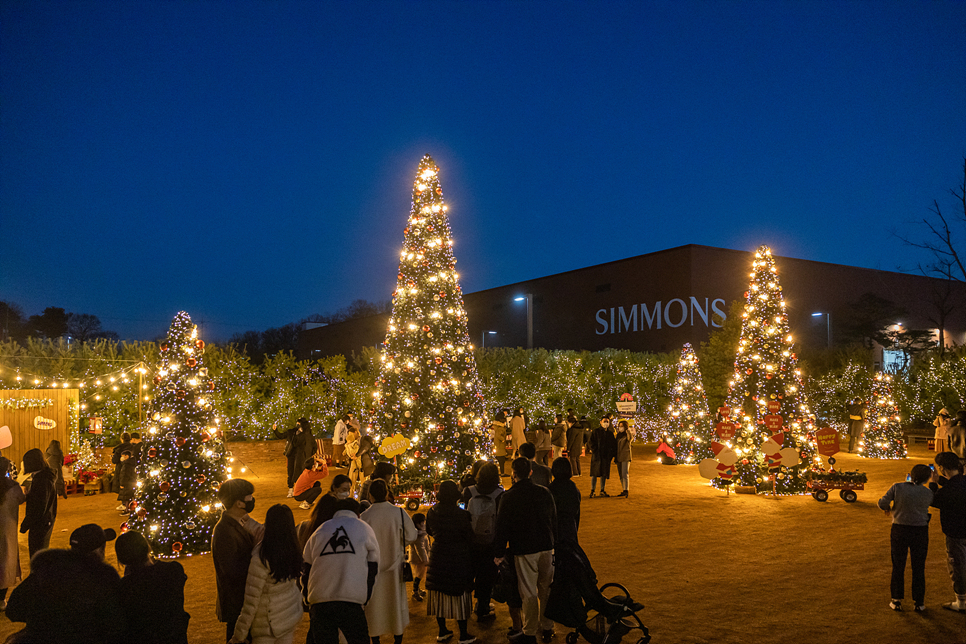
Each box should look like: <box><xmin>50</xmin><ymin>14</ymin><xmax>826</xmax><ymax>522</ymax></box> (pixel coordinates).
<box><xmin>482</xmin><ymin>330</ymin><xmax>497</xmax><ymax>348</ymax></box>
<box><xmin>811</xmin><ymin>311</ymin><xmax>831</xmax><ymax>347</ymax></box>
<box><xmin>514</xmin><ymin>294</ymin><xmax>533</xmax><ymax>350</ymax></box>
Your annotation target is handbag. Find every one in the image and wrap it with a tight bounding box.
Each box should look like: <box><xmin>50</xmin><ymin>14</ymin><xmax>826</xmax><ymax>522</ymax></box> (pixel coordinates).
<box><xmin>400</xmin><ymin>508</ymin><xmax>414</xmax><ymax>582</ymax></box>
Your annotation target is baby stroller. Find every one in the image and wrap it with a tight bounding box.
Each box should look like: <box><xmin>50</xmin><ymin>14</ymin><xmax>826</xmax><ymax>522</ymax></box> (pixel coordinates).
<box><xmin>546</xmin><ymin>543</ymin><xmax>650</xmax><ymax>644</ymax></box>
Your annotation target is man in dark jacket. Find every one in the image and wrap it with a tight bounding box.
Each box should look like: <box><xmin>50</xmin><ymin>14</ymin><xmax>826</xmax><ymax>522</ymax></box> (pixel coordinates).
<box><xmin>494</xmin><ymin>458</ymin><xmax>557</xmax><ymax>644</ymax></box>
<box><xmin>20</xmin><ymin>448</ymin><xmax>57</xmax><ymax>556</ymax></box>
<box><xmin>565</xmin><ymin>416</ymin><xmax>583</xmax><ymax>477</ymax></box>
<box><xmin>211</xmin><ymin>479</ymin><xmax>263</xmax><ymax>642</ymax></box>
<box><xmin>275</xmin><ymin>418</ymin><xmax>316</xmax><ymax>497</ymax></box>
<box><xmin>111</xmin><ymin>432</ymin><xmax>132</xmax><ymax>493</ymax></box>
<box><xmin>931</xmin><ymin>451</ymin><xmax>966</xmax><ymax>612</ymax></box>
<box><xmin>551</xmin><ymin>414</ymin><xmax>567</xmax><ymax>461</ymax></box>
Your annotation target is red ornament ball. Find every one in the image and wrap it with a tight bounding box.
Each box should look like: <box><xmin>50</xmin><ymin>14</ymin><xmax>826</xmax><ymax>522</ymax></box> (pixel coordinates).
<box><xmin>196</xmin><ymin>340</ymin><xmax>205</xmax><ymax>351</ymax></box>
<box><xmin>422</xmin><ymin>325</ymin><xmax>430</xmax><ymax>332</ymax></box>
<box><xmin>171</xmin><ymin>542</ymin><xmax>183</xmax><ymax>553</ymax></box>
<box><xmin>137</xmin><ymin>509</ymin><xmax>147</xmax><ymax>519</ymax></box>
<box><xmin>160</xmin><ymin>343</ymin><xmax>169</xmax><ymax>352</ymax></box>
<box><xmin>148</xmin><ymin>448</ymin><xmax>157</xmax><ymax>458</ymax></box>
<box><xmin>435</xmin><ymin>357</ymin><xmax>442</xmax><ymax>364</ymax></box>
<box><xmin>196</xmin><ymin>474</ymin><xmax>206</xmax><ymax>484</ymax></box>
<box><xmin>176</xmin><ymin>437</ymin><xmax>186</xmax><ymax>447</ymax></box>
<box><xmin>414</xmin><ymin>451</ymin><xmax>421</xmax><ymax>458</ymax></box>
<box><xmin>120</xmin><ymin>522</ymin><xmax>129</xmax><ymax>533</ymax></box>
<box><xmin>159</xmin><ymin>481</ymin><xmax>170</xmax><ymax>492</ymax></box>
<box><xmin>186</xmin><ymin>358</ymin><xmax>197</xmax><ymax>368</ymax></box>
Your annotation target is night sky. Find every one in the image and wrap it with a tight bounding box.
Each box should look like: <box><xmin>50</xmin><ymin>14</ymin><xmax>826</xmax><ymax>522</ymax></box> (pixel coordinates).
<box><xmin>2</xmin><ymin>1</ymin><xmax>964</xmax><ymax>341</ymax></box>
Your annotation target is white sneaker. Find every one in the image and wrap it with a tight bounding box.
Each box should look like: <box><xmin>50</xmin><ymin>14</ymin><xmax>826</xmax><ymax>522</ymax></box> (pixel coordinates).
<box><xmin>287</xmin><ymin>489</ymin><xmax>294</xmax><ymax>498</ymax></box>
<box><xmin>299</xmin><ymin>501</ymin><xmax>311</xmax><ymax>510</ymax></box>
<box><xmin>943</xmin><ymin>600</ymin><xmax>966</xmax><ymax>613</ymax></box>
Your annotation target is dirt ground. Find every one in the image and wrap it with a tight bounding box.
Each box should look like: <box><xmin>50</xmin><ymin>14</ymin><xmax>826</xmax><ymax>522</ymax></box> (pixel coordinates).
<box><xmin>3</xmin><ymin>440</ymin><xmax>966</xmax><ymax>644</ymax></box>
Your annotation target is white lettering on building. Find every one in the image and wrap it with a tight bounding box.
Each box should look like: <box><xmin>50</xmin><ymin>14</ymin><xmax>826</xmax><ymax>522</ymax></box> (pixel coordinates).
<box><xmin>595</xmin><ymin>297</ymin><xmax>727</xmax><ymax>335</ymax></box>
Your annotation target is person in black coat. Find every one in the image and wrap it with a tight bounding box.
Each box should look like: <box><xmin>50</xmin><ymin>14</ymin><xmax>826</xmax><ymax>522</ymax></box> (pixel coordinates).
<box><xmin>44</xmin><ymin>440</ymin><xmax>68</xmax><ymax>500</ymax></box>
<box><xmin>115</xmin><ymin>530</ymin><xmax>190</xmax><ymax>644</ymax></box>
<box><xmin>274</xmin><ymin>417</ymin><xmax>316</xmax><ymax>496</ymax></box>
<box><xmin>588</xmin><ymin>416</ymin><xmax>617</xmax><ymax>498</ymax></box>
<box><xmin>565</xmin><ymin>416</ymin><xmax>583</xmax><ymax>477</ymax></box>
<box><xmin>426</xmin><ymin>479</ymin><xmax>476</xmax><ymax>644</ymax></box>
<box><xmin>111</xmin><ymin>432</ymin><xmax>133</xmax><ymax>493</ymax></box>
<box><xmin>116</xmin><ymin>451</ymin><xmax>138</xmax><ymax>513</ymax></box>
<box><xmin>20</xmin><ymin>448</ymin><xmax>57</xmax><ymax>557</ymax></box>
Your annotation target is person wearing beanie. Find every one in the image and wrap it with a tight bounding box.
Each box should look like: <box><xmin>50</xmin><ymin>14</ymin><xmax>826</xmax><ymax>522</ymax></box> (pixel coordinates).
<box><xmin>212</xmin><ymin>478</ymin><xmax>263</xmax><ymax>641</ymax></box>
<box><xmin>69</xmin><ymin>523</ymin><xmax>117</xmax><ymax>561</ymax></box>
<box><xmin>115</xmin><ymin>530</ymin><xmax>190</xmax><ymax>644</ymax></box>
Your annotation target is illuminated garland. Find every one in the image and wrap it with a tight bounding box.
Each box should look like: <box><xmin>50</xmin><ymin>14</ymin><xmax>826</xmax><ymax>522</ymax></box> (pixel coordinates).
<box><xmin>859</xmin><ymin>372</ymin><xmax>907</xmax><ymax>459</ymax></box>
<box><xmin>718</xmin><ymin>246</ymin><xmax>819</xmax><ymax>494</ymax></box>
<box><xmin>0</xmin><ymin>397</ymin><xmax>53</xmax><ymax>410</ymax></box>
<box><xmin>373</xmin><ymin>155</ymin><xmax>489</xmax><ymax>486</ymax></box>
<box><xmin>127</xmin><ymin>312</ymin><xmax>229</xmax><ymax>558</ymax></box>
<box><xmin>665</xmin><ymin>343</ymin><xmax>714</xmax><ymax>463</ymax></box>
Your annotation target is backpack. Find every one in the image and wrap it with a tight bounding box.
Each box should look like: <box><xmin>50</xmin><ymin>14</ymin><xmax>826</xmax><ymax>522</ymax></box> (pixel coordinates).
<box><xmin>467</xmin><ymin>485</ymin><xmax>503</xmax><ymax>544</ymax></box>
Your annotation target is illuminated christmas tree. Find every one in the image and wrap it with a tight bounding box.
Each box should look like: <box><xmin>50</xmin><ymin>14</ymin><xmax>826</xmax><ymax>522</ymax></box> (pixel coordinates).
<box><xmin>665</xmin><ymin>343</ymin><xmax>714</xmax><ymax>463</ymax></box>
<box><xmin>127</xmin><ymin>312</ymin><xmax>229</xmax><ymax>557</ymax></box>
<box><xmin>373</xmin><ymin>155</ymin><xmax>489</xmax><ymax>487</ymax></box>
<box><xmin>859</xmin><ymin>372</ymin><xmax>907</xmax><ymax>459</ymax></box>
<box><xmin>721</xmin><ymin>246</ymin><xmax>818</xmax><ymax>494</ymax></box>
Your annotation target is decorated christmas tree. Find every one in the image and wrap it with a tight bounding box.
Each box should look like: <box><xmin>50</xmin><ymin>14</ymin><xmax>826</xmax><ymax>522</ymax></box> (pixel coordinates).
<box><xmin>665</xmin><ymin>343</ymin><xmax>714</xmax><ymax>463</ymax></box>
<box><xmin>127</xmin><ymin>312</ymin><xmax>229</xmax><ymax>557</ymax></box>
<box><xmin>719</xmin><ymin>246</ymin><xmax>819</xmax><ymax>494</ymax></box>
<box><xmin>859</xmin><ymin>372</ymin><xmax>907</xmax><ymax>459</ymax></box>
<box><xmin>373</xmin><ymin>155</ymin><xmax>489</xmax><ymax>487</ymax></box>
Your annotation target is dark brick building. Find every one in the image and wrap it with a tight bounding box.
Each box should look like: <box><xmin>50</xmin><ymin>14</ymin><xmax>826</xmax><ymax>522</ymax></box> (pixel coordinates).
<box><xmin>300</xmin><ymin>244</ymin><xmax>966</xmax><ymax>362</ymax></box>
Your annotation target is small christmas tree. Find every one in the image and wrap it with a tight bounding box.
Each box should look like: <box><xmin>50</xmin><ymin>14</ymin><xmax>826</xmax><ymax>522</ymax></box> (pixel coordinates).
<box><xmin>860</xmin><ymin>372</ymin><xmax>907</xmax><ymax>459</ymax></box>
<box><xmin>127</xmin><ymin>312</ymin><xmax>229</xmax><ymax>557</ymax></box>
<box><xmin>720</xmin><ymin>246</ymin><xmax>818</xmax><ymax>494</ymax></box>
<box><xmin>665</xmin><ymin>343</ymin><xmax>714</xmax><ymax>464</ymax></box>
<box><xmin>374</xmin><ymin>155</ymin><xmax>489</xmax><ymax>487</ymax></box>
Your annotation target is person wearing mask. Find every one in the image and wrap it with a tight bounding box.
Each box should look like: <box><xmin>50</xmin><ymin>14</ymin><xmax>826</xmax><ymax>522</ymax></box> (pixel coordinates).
<box><xmin>359</xmin><ymin>461</ymin><xmax>397</xmax><ymax>506</ymax></box>
<box><xmin>0</xmin><ymin>456</ymin><xmax>25</xmax><ymax>611</ymax></box>
<box><xmin>533</xmin><ymin>420</ymin><xmax>551</xmax><ymax>467</ymax></box>
<box><xmin>303</xmin><ymin>498</ymin><xmax>380</xmax><ymax>644</ymax></box>
<box><xmin>426</xmin><ymin>480</ymin><xmax>477</xmax><ymax>644</ymax></box>
<box><xmin>878</xmin><ymin>464</ymin><xmax>934</xmax><ymax>612</ymax></box>
<box><xmin>361</xmin><ymin>479</ymin><xmax>418</xmax><ymax>644</ymax></box>
<box><xmin>69</xmin><ymin>523</ymin><xmax>117</xmax><ymax>561</ymax></box>
<box><xmin>491</xmin><ymin>412</ymin><xmax>509</xmax><ymax>477</ymax></box>
<box><xmin>493</xmin><ymin>458</ymin><xmax>557</xmax><ymax>644</ymax></box>
<box><xmin>550</xmin><ymin>415</ymin><xmax>567</xmax><ymax>462</ymax></box>
<box><xmin>588</xmin><ymin>416</ymin><xmax>617</xmax><ymax>498</ymax></box>
<box><xmin>614</xmin><ymin>421</ymin><xmax>633</xmax><ymax>498</ymax></box>
<box><xmin>297</xmin><ymin>474</ymin><xmax>353</xmax><ymax>551</ymax></box>
<box><xmin>332</xmin><ymin>414</ymin><xmax>349</xmax><ymax>468</ymax></box>
<box><xmin>930</xmin><ymin>451</ymin><xmax>966</xmax><ymax>613</ymax></box>
<box><xmin>510</xmin><ymin>409</ymin><xmax>527</xmax><ymax>458</ymax></box>
<box><xmin>565</xmin><ymin>416</ymin><xmax>583</xmax><ymax>477</ymax></box>
<box><xmin>519</xmin><ymin>442</ymin><xmax>551</xmax><ymax>488</ymax></box>
<box><xmin>45</xmin><ymin>439</ymin><xmax>68</xmax><ymax>500</ymax></box>
<box><xmin>115</xmin><ymin>530</ymin><xmax>191</xmax><ymax>644</ymax></box>
<box><xmin>5</xmin><ymin>546</ymin><xmax>126</xmax><ymax>643</ymax></box>
<box><xmin>213</xmin><ymin>478</ymin><xmax>264</xmax><ymax>642</ymax></box>
<box><xmin>111</xmin><ymin>432</ymin><xmax>133</xmax><ymax>493</ymax></box>
<box><xmin>294</xmin><ymin>455</ymin><xmax>330</xmax><ymax>510</ymax></box>
<box><xmin>463</xmin><ymin>462</ymin><xmax>504</xmax><ymax>621</ymax></box>
<box><xmin>230</xmin><ymin>504</ymin><xmax>305</xmax><ymax>644</ymax></box>
<box><xmin>275</xmin><ymin>419</ymin><xmax>316</xmax><ymax>499</ymax></box>
<box><xmin>20</xmin><ymin>447</ymin><xmax>58</xmax><ymax>556</ymax></box>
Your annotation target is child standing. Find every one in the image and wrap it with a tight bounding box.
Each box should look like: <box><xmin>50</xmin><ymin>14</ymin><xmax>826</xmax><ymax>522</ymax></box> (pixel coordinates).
<box><xmin>409</xmin><ymin>512</ymin><xmax>430</xmax><ymax>601</ymax></box>
<box><xmin>878</xmin><ymin>463</ymin><xmax>934</xmax><ymax>612</ymax></box>
<box><xmin>930</xmin><ymin>451</ymin><xmax>966</xmax><ymax>612</ymax></box>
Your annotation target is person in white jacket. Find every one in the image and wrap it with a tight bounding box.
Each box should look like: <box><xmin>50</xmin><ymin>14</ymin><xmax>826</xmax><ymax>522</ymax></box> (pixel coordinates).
<box><xmin>360</xmin><ymin>479</ymin><xmax>417</xmax><ymax>644</ymax></box>
<box><xmin>230</xmin><ymin>504</ymin><xmax>305</xmax><ymax>644</ymax></box>
<box><xmin>510</xmin><ymin>408</ymin><xmax>527</xmax><ymax>457</ymax></box>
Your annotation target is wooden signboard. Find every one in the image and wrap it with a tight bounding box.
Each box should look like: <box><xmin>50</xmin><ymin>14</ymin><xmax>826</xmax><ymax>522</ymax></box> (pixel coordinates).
<box><xmin>0</xmin><ymin>389</ymin><xmax>78</xmax><ymax>467</ymax></box>
<box><xmin>815</xmin><ymin>427</ymin><xmax>840</xmax><ymax>456</ymax></box>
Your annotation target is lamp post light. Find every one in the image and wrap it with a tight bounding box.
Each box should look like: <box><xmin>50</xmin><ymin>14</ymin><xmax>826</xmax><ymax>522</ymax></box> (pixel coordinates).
<box><xmin>482</xmin><ymin>330</ymin><xmax>497</xmax><ymax>348</ymax></box>
<box><xmin>514</xmin><ymin>294</ymin><xmax>533</xmax><ymax>350</ymax></box>
<box><xmin>811</xmin><ymin>311</ymin><xmax>831</xmax><ymax>347</ymax></box>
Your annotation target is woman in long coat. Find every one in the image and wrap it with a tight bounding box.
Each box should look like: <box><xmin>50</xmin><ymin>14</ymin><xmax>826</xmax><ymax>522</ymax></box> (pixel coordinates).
<box><xmin>0</xmin><ymin>456</ymin><xmax>25</xmax><ymax>609</ymax></box>
<box><xmin>361</xmin><ymin>479</ymin><xmax>417</xmax><ymax>644</ymax></box>
<box><xmin>426</xmin><ymin>480</ymin><xmax>476</xmax><ymax>644</ymax></box>
<box><xmin>45</xmin><ymin>440</ymin><xmax>68</xmax><ymax>499</ymax></box>
<box><xmin>20</xmin><ymin>448</ymin><xmax>57</xmax><ymax>556</ymax></box>
<box><xmin>614</xmin><ymin>420</ymin><xmax>633</xmax><ymax>497</ymax></box>
<box><xmin>509</xmin><ymin>409</ymin><xmax>527</xmax><ymax>458</ymax></box>
<box><xmin>588</xmin><ymin>416</ymin><xmax>617</xmax><ymax>498</ymax></box>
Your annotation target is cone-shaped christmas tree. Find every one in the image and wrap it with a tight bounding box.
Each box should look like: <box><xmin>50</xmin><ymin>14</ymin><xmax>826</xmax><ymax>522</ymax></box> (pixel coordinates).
<box><xmin>374</xmin><ymin>155</ymin><xmax>489</xmax><ymax>487</ymax></box>
<box><xmin>665</xmin><ymin>343</ymin><xmax>714</xmax><ymax>464</ymax></box>
<box><xmin>860</xmin><ymin>372</ymin><xmax>907</xmax><ymax>459</ymax></box>
<box><xmin>127</xmin><ymin>311</ymin><xmax>229</xmax><ymax>557</ymax></box>
<box><xmin>721</xmin><ymin>246</ymin><xmax>818</xmax><ymax>494</ymax></box>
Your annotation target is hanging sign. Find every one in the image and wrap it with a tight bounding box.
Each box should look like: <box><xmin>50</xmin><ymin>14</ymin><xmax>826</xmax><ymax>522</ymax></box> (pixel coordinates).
<box><xmin>378</xmin><ymin>433</ymin><xmax>412</xmax><ymax>458</ymax></box>
<box><xmin>763</xmin><ymin>414</ymin><xmax>783</xmax><ymax>431</ymax></box>
<box><xmin>714</xmin><ymin>421</ymin><xmax>737</xmax><ymax>441</ymax></box>
<box><xmin>815</xmin><ymin>427</ymin><xmax>840</xmax><ymax>456</ymax></box>
<box><xmin>33</xmin><ymin>416</ymin><xmax>56</xmax><ymax>430</ymax></box>
<box><xmin>717</xmin><ymin>406</ymin><xmax>731</xmax><ymax>418</ymax></box>
<box><xmin>616</xmin><ymin>394</ymin><xmax>637</xmax><ymax>418</ymax></box>
<box><xmin>89</xmin><ymin>417</ymin><xmax>103</xmax><ymax>435</ymax></box>
<box><xmin>766</xmin><ymin>400</ymin><xmax>781</xmax><ymax>413</ymax></box>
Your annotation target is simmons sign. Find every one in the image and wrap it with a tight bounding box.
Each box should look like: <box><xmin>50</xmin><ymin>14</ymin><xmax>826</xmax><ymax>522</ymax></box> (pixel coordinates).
<box><xmin>596</xmin><ymin>297</ymin><xmax>727</xmax><ymax>335</ymax></box>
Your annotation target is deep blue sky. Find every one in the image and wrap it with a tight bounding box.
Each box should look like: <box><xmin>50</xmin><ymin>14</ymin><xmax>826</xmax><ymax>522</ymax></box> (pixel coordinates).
<box><xmin>2</xmin><ymin>1</ymin><xmax>964</xmax><ymax>341</ymax></box>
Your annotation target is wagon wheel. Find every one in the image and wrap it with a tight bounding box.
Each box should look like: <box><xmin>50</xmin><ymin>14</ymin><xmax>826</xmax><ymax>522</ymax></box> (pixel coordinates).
<box><xmin>405</xmin><ymin>498</ymin><xmax>420</xmax><ymax>512</ymax></box>
<box><xmin>842</xmin><ymin>490</ymin><xmax>858</xmax><ymax>503</ymax></box>
<box><xmin>839</xmin><ymin>489</ymin><xmax>847</xmax><ymax>500</ymax></box>
<box><xmin>814</xmin><ymin>489</ymin><xmax>829</xmax><ymax>502</ymax></box>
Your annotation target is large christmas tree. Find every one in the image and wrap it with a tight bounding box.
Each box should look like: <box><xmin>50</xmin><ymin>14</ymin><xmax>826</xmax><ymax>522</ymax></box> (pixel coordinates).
<box><xmin>373</xmin><ymin>155</ymin><xmax>489</xmax><ymax>487</ymax></box>
<box><xmin>665</xmin><ymin>343</ymin><xmax>714</xmax><ymax>463</ymax></box>
<box><xmin>720</xmin><ymin>246</ymin><xmax>818</xmax><ymax>494</ymax></box>
<box><xmin>860</xmin><ymin>372</ymin><xmax>907</xmax><ymax>459</ymax></box>
<box><xmin>127</xmin><ymin>311</ymin><xmax>229</xmax><ymax>557</ymax></box>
